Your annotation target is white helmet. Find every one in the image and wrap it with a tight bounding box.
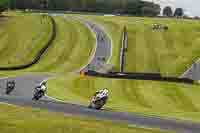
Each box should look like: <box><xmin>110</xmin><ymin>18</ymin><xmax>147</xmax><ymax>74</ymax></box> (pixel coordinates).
<box><xmin>36</xmin><ymin>82</ymin><xmax>47</xmax><ymax>91</ymax></box>
<box><xmin>102</xmin><ymin>88</ymin><xmax>109</xmax><ymax>96</ymax></box>
<box><xmin>40</xmin><ymin>84</ymin><xmax>46</xmax><ymax>91</ymax></box>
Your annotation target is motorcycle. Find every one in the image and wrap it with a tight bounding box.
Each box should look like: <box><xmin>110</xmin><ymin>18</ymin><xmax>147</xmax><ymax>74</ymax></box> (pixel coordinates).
<box><xmin>5</xmin><ymin>81</ymin><xmax>15</xmax><ymax>95</ymax></box>
<box><xmin>88</xmin><ymin>93</ymin><xmax>108</xmax><ymax>110</ymax></box>
<box><xmin>32</xmin><ymin>89</ymin><xmax>45</xmax><ymax>101</ymax></box>
<box><xmin>32</xmin><ymin>90</ymin><xmax>45</xmax><ymax>101</ymax></box>
<box><xmin>32</xmin><ymin>83</ymin><xmax>47</xmax><ymax>101</ymax></box>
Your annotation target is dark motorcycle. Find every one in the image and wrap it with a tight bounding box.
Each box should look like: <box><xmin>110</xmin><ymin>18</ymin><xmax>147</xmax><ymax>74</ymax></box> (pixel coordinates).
<box><xmin>32</xmin><ymin>83</ymin><xmax>47</xmax><ymax>101</ymax></box>
<box><xmin>32</xmin><ymin>89</ymin><xmax>45</xmax><ymax>101</ymax></box>
<box><xmin>5</xmin><ymin>81</ymin><xmax>15</xmax><ymax>95</ymax></box>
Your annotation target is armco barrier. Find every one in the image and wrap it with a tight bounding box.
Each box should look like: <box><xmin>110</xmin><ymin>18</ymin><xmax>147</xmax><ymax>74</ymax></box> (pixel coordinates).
<box><xmin>85</xmin><ymin>70</ymin><xmax>194</xmax><ymax>84</ymax></box>
<box><xmin>0</xmin><ymin>15</ymin><xmax>56</xmax><ymax>71</ymax></box>
<box><xmin>120</xmin><ymin>26</ymin><xmax>128</xmax><ymax>72</ymax></box>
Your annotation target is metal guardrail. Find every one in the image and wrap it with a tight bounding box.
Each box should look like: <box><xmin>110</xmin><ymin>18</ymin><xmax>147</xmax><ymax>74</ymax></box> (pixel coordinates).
<box><xmin>84</xmin><ymin>70</ymin><xmax>194</xmax><ymax>84</ymax></box>
<box><xmin>120</xmin><ymin>26</ymin><xmax>128</xmax><ymax>72</ymax></box>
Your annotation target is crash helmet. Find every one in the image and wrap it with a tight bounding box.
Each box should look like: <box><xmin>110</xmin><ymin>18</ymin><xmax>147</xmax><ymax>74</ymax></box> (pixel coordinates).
<box><xmin>40</xmin><ymin>83</ymin><xmax>46</xmax><ymax>91</ymax></box>
<box><xmin>102</xmin><ymin>88</ymin><xmax>109</xmax><ymax>95</ymax></box>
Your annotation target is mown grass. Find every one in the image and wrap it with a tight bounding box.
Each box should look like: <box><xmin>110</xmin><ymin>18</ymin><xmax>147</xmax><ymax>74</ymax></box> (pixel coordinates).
<box><xmin>0</xmin><ymin>13</ymin><xmax>53</xmax><ymax>67</ymax></box>
<box><xmin>2</xmin><ymin>12</ymin><xmax>200</xmax><ymax>124</ymax></box>
<box><xmin>46</xmin><ymin>15</ymin><xmax>200</xmax><ymax>123</ymax></box>
<box><xmin>86</xmin><ymin>15</ymin><xmax>200</xmax><ymax>76</ymax></box>
<box><xmin>0</xmin><ymin>104</ymin><xmax>171</xmax><ymax>133</ymax></box>
<box><xmin>24</xmin><ymin>16</ymin><xmax>95</xmax><ymax>73</ymax></box>
<box><xmin>0</xmin><ymin>13</ymin><xmax>95</xmax><ymax>75</ymax></box>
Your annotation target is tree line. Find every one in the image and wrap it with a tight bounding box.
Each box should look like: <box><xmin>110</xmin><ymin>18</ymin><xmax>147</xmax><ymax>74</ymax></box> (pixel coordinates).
<box><xmin>1</xmin><ymin>0</ymin><xmax>161</xmax><ymax>16</ymax></box>
<box><xmin>163</xmin><ymin>6</ymin><xmax>184</xmax><ymax>17</ymax></box>
<box><xmin>0</xmin><ymin>0</ymin><xmax>9</xmax><ymax>13</ymax></box>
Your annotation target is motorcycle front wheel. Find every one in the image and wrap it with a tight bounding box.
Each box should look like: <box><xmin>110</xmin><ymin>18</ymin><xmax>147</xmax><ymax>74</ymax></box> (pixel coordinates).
<box><xmin>94</xmin><ymin>100</ymin><xmax>105</xmax><ymax>110</ymax></box>
<box><xmin>32</xmin><ymin>91</ymin><xmax>44</xmax><ymax>101</ymax></box>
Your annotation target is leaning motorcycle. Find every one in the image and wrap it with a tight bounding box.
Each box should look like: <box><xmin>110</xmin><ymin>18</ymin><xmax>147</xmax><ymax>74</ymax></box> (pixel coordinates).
<box><xmin>88</xmin><ymin>93</ymin><xmax>108</xmax><ymax>110</ymax></box>
<box><xmin>6</xmin><ymin>81</ymin><xmax>15</xmax><ymax>95</ymax></box>
<box><xmin>32</xmin><ymin>89</ymin><xmax>45</xmax><ymax>101</ymax></box>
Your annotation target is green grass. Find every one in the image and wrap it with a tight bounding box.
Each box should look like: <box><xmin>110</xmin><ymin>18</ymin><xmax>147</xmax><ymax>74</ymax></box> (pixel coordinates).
<box><xmin>2</xmin><ymin>12</ymin><xmax>200</xmax><ymax>124</ymax></box>
<box><xmin>0</xmin><ymin>13</ymin><xmax>170</xmax><ymax>133</ymax></box>
<box><xmin>0</xmin><ymin>13</ymin><xmax>95</xmax><ymax>75</ymax></box>
<box><xmin>0</xmin><ymin>104</ymin><xmax>171</xmax><ymax>133</ymax></box>
<box><xmin>46</xmin><ymin>15</ymin><xmax>200</xmax><ymax>123</ymax></box>
<box><xmin>24</xmin><ymin>16</ymin><xmax>95</xmax><ymax>73</ymax></box>
<box><xmin>0</xmin><ymin>13</ymin><xmax>53</xmax><ymax>67</ymax></box>
<box><xmin>85</xmin><ymin>15</ymin><xmax>200</xmax><ymax>76</ymax></box>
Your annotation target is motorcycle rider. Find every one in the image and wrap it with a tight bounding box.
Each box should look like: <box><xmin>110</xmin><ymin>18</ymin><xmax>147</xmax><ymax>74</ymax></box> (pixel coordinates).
<box><xmin>36</xmin><ymin>82</ymin><xmax>46</xmax><ymax>93</ymax></box>
<box><xmin>89</xmin><ymin>88</ymin><xmax>109</xmax><ymax>109</ymax></box>
<box><xmin>94</xmin><ymin>88</ymin><xmax>109</xmax><ymax>98</ymax></box>
<box><xmin>33</xmin><ymin>82</ymin><xmax>47</xmax><ymax>100</ymax></box>
<box><xmin>6</xmin><ymin>80</ymin><xmax>15</xmax><ymax>95</ymax></box>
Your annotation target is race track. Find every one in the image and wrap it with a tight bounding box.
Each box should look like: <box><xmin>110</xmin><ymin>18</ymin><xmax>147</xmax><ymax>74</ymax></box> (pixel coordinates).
<box><xmin>0</xmin><ymin>74</ymin><xmax>57</xmax><ymax>100</ymax></box>
<box><xmin>74</xmin><ymin>16</ymin><xmax>112</xmax><ymax>71</ymax></box>
<box><xmin>1</xmin><ymin>95</ymin><xmax>200</xmax><ymax>133</ymax></box>
<box><xmin>0</xmin><ymin>14</ymin><xmax>200</xmax><ymax>133</ymax></box>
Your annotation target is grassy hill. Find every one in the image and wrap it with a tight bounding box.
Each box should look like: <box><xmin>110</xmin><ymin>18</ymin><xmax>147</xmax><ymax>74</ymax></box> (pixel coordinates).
<box><xmin>0</xmin><ymin>104</ymin><xmax>170</xmax><ymax>133</ymax></box>
<box><xmin>0</xmin><ymin>13</ymin><xmax>53</xmax><ymax>67</ymax></box>
<box><xmin>86</xmin><ymin>15</ymin><xmax>200</xmax><ymax>76</ymax></box>
<box><xmin>0</xmin><ymin>13</ymin><xmax>95</xmax><ymax>75</ymax></box>
<box><xmin>25</xmin><ymin>16</ymin><xmax>95</xmax><ymax>73</ymax></box>
<box><xmin>47</xmin><ymin>14</ymin><xmax>200</xmax><ymax>122</ymax></box>
<box><xmin>1</xmin><ymin>12</ymin><xmax>200</xmax><ymax>123</ymax></box>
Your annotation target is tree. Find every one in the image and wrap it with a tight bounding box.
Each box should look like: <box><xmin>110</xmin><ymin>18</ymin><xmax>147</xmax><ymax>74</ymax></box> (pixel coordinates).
<box><xmin>137</xmin><ymin>1</ymin><xmax>160</xmax><ymax>16</ymax></box>
<box><xmin>174</xmin><ymin>8</ymin><xmax>184</xmax><ymax>17</ymax></box>
<box><xmin>163</xmin><ymin>6</ymin><xmax>173</xmax><ymax>17</ymax></box>
<box><xmin>120</xmin><ymin>0</ymin><xmax>128</xmax><ymax>10</ymax></box>
<box><xmin>48</xmin><ymin>0</ymin><xmax>56</xmax><ymax>10</ymax></box>
<box><xmin>126</xmin><ymin>0</ymin><xmax>140</xmax><ymax>15</ymax></box>
<box><xmin>141</xmin><ymin>6</ymin><xmax>154</xmax><ymax>16</ymax></box>
<box><xmin>80</xmin><ymin>0</ymin><xmax>87</xmax><ymax>10</ymax></box>
<box><xmin>0</xmin><ymin>0</ymin><xmax>8</xmax><ymax>14</ymax></box>
<box><xmin>153</xmin><ymin>4</ymin><xmax>161</xmax><ymax>16</ymax></box>
<box><xmin>141</xmin><ymin>4</ymin><xmax>160</xmax><ymax>17</ymax></box>
<box><xmin>87</xmin><ymin>0</ymin><xmax>97</xmax><ymax>12</ymax></box>
<box><xmin>40</xmin><ymin>0</ymin><xmax>48</xmax><ymax>9</ymax></box>
<box><xmin>8</xmin><ymin>0</ymin><xmax>16</xmax><ymax>9</ymax></box>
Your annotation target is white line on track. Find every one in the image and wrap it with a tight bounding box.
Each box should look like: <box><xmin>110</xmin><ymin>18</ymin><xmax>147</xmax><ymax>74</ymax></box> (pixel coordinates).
<box><xmin>0</xmin><ymin>101</ymin><xmax>16</xmax><ymax>107</ymax></box>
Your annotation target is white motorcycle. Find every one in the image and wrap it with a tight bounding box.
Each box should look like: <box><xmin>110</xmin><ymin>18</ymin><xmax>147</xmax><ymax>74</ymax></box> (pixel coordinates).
<box><xmin>88</xmin><ymin>89</ymin><xmax>109</xmax><ymax>110</ymax></box>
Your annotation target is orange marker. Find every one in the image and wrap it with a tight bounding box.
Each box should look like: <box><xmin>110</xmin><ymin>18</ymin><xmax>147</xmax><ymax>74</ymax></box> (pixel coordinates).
<box><xmin>80</xmin><ymin>71</ymin><xmax>85</xmax><ymax>78</ymax></box>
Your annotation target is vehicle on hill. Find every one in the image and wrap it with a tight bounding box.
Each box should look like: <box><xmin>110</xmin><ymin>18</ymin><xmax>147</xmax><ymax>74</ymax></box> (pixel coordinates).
<box><xmin>32</xmin><ymin>82</ymin><xmax>47</xmax><ymax>101</ymax></box>
<box><xmin>88</xmin><ymin>88</ymin><xmax>109</xmax><ymax>110</ymax></box>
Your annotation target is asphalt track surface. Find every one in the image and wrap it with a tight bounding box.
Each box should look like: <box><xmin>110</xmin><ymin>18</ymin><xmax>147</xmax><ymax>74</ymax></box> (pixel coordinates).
<box><xmin>0</xmin><ymin>14</ymin><xmax>200</xmax><ymax>133</ymax></box>
<box><xmin>74</xmin><ymin>17</ymin><xmax>112</xmax><ymax>72</ymax></box>
<box><xmin>0</xmin><ymin>74</ymin><xmax>57</xmax><ymax>100</ymax></box>
<box><xmin>1</xmin><ymin>95</ymin><xmax>200</xmax><ymax>133</ymax></box>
